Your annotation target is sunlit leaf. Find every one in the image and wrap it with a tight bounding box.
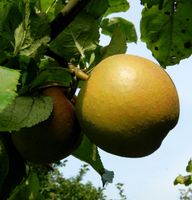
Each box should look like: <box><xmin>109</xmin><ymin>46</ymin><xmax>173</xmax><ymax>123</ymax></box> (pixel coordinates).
<box><xmin>104</xmin><ymin>0</ymin><xmax>129</xmax><ymax>16</ymax></box>
<box><xmin>0</xmin><ymin>67</ymin><xmax>20</xmax><ymax>113</ymax></box>
<box><xmin>101</xmin><ymin>17</ymin><xmax>137</xmax><ymax>43</ymax></box>
<box><xmin>38</xmin><ymin>0</ymin><xmax>66</xmax><ymax>21</ymax></box>
<box><xmin>141</xmin><ymin>1</ymin><xmax>192</xmax><ymax>66</ymax></box>
<box><xmin>13</xmin><ymin>0</ymin><xmax>31</xmax><ymax>56</ymax></box>
<box><xmin>174</xmin><ymin>174</ymin><xmax>192</xmax><ymax>186</ymax></box>
<box><xmin>4</xmin><ymin>55</ymin><xmax>39</xmax><ymax>92</ymax></box>
<box><xmin>140</xmin><ymin>0</ymin><xmax>164</xmax><ymax>8</ymax></box>
<box><xmin>38</xmin><ymin>0</ymin><xmax>56</xmax><ymax>13</ymax></box>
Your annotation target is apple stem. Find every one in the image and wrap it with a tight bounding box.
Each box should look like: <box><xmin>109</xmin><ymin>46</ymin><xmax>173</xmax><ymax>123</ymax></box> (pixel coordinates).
<box><xmin>68</xmin><ymin>63</ymin><xmax>89</xmax><ymax>81</ymax></box>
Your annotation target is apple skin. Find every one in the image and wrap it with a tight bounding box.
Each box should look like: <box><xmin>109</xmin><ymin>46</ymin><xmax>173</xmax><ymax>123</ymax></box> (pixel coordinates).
<box><xmin>11</xmin><ymin>87</ymin><xmax>82</xmax><ymax>164</ymax></box>
<box><xmin>75</xmin><ymin>54</ymin><xmax>180</xmax><ymax>158</ymax></box>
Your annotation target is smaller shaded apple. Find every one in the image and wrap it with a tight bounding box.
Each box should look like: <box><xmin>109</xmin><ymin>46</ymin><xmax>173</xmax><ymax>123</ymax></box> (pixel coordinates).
<box><xmin>12</xmin><ymin>87</ymin><xmax>82</xmax><ymax>164</ymax></box>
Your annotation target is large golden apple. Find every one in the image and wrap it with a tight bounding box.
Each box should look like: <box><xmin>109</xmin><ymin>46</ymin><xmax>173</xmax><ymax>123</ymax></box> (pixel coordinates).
<box><xmin>75</xmin><ymin>54</ymin><xmax>179</xmax><ymax>157</ymax></box>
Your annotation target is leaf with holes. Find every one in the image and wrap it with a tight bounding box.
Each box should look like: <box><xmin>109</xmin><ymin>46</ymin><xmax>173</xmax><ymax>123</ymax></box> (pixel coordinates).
<box><xmin>141</xmin><ymin>1</ymin><xmax>192</xmax><ymax>67</ymax></box>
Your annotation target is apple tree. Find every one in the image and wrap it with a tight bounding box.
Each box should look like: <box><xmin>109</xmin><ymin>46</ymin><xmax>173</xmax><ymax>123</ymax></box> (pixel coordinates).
<box><xmin>0</xmin><ymin>0</ymin><xmax>192</xmax><ymax>199</ymax></box>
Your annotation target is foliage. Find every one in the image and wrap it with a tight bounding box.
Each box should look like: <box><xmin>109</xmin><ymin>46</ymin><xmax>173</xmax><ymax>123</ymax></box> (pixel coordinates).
<box><xmin>174</xmin><ymin>159</ymin><xmax>192</xmax><ymax>200</ymax></box>
<box><xmin>35</xmin><ymin>162</ymin><xmax>106</xmax><ymax>200</ymax></box>
<box><xmin>10</xmin><ymin>161</ymin><xmax>127</xmax><ymax>200</ymax></box>
<box><xmin>179</xmin><ymin>188</ymin><xmax>192</xmax><ymax>200</ymax></box>
<box><xmin>174</xmin><ymin>159</ymin><xmax>192</xmax><ymax>186</ymax></box>
<box><xmin>0</xmin><ymin>0</ymin><xmax>191</xmax><ymax>199</ymax></box>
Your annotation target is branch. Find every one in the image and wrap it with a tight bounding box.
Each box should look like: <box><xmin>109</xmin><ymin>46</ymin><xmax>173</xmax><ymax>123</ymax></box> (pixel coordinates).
<box><xmin>50</xmin><ymin>0</ymin><xmax>90</xmax><ymax>41</ymax></box>
<box><xmin>45</xmin><ymin>48</ymin><xmax>68</xmax><ymax>67</ymax></box>
<box><xmin>45</xmin><ymin>49</ymin><xmax>89</xmax><ymax>80</ymax></box>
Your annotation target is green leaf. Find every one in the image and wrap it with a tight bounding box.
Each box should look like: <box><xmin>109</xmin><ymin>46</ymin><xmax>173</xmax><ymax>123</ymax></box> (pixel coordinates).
<box><xmin>0</xmin><ymin>66</ymin><xmax>20</xmax><ymax>113</ymax></box>
<box><xmin>0</xmin><ymin>0</ymin><xmax>23</xmax><ymax>60</ymax></box>
<box><xmin>174</xmin><ymin>175</ymin><xmax>185</xmax><ymax>185</ymax></box>
<box><xmin>0</xmin><ymin>0</ymin><xmax>50</xmax><ymax>61</ymax></box>
<box><xmin>186</xmin><ymin>159</ymin><xmax>192</xmax><ymax>173</ymax></box>
<box><xmin>86</xmin><ymin>0</ymin><xmax>109</xmax><ymax>18</ymax></box>
<box><xmin>5</xmin><ymin>55</ymin><xmax>39</xmax><ymax>92</ymax></box>
<box><xmin>38</xmin><ymin>0</ymin><xmax>57</xmax><ymax>13</ymax></box>
<box><xmin>140</xmin><ymin>0</ymin><xmax>164</xmax><ymax>8</ymax></box>
<box><xmin>50</xmin><ymin>12</ymin><xmax>99</xmax><ymax>64</ymax></box>
<box><xmin>73</xmin><ymin>135</ymin><xmax>114</xmax><ymax>185</ymax></box>
<box><xmin>141</xmin><ymin>1</ymin><xmax>192</xmax><ymax>67</ymax></box>
<box><xmin>0</xmin><ymin>95</ymin><xmax>53</xmax><ymax>132</ymax></box>
<box><xmin>84</xmin><ymin>46</ymin><xmax>105</xmax><ymax>71</ymax></box>
<box><xmin>38</xmin><ymin>0</ymin><xmax>65</xmax><ymax>21</ymax></box>
<box><xmin>102</xmin><ymin>27</ymin><xmax>127</xmax><ymax>59</ymax></box>
<box><xmin>104</xmin><ymin>0</ymin><xmax>129</xmax><ymax>16</ymax></box>
<box><xmin>13</xmin><ymin>0</ymin><xmax>31</xmax><ymax>56</ymax></box>
<box><xmin>0</xmin><ymin>139</ymin><xmax>9</xmax><ymax>194</ymax></box>
<box><xmin>73</xmin><ymin>135</ymin><xmax>105</xmax><ymax>175</ymax></box>
<box><xmin>13</xmin><ymin>0</ymin><xmax>50</xmax><ymax>60</ymax></box>
<box><xmin>174</xmin><ymin>175</ymin><xmax>192</xmax><ymax>186</ymax></box>
<box><xmin>29</xmin><ymin>59</ymin><xmax>73</xmax><ymax>90</ymax></box>
<box><xmin>8</xmin><ymin>172</ymin><xmax>45</xmax><ymax>200</ymax></box>
<box><xmin>101</xmin><ymin>17</ymin><xmax>137</xmax><ymax>43</ymax></box>
<box><xmin>101</xmin><ymin>169</ymin><xmax>114</xmax><ymax>186</ymax></box>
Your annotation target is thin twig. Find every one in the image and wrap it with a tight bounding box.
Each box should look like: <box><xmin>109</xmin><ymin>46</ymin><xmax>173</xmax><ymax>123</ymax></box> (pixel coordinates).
<box><xmin>45</xmin><ymin>48</ymin><xmax>68</xmax><ymax>67</ymax></box>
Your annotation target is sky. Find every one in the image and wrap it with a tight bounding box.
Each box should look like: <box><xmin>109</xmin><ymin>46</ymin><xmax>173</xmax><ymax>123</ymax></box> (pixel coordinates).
<box><xmin>61</xmin><ymin>1</ymin><xmax>192</xmax><ymax>199</ymax></box>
